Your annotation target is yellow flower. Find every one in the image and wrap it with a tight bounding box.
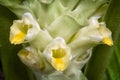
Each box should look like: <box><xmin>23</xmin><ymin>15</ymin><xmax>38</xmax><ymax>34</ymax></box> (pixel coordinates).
<box><xmin>9</xmin><ymin>12</ymin><xmax>40</xmax><ymax>44</ymax></box>
<box><xmin>98</xmin><ymin>22</ymin><xmax>113</xmax><ymax>46</ymax></box>
<box><xmin>69</xmin><ymin>17</ymin><xmax>113</xmax><ymax>58</ymax></box>
<box><xmin>43</xmin><ymin>37</ymin><xmax>71</xmax><ymax>71</ymax></box>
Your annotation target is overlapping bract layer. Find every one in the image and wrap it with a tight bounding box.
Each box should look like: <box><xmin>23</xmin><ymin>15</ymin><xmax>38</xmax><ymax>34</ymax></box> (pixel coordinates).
<box><xmin>10</xmin><ymin>12</ymin><xmax>113</xmax><ymax>73</ymax></box>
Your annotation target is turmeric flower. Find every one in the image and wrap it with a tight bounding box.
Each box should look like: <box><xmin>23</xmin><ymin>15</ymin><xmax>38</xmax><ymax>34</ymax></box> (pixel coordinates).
<box><xmin>43</xmin><ymin>37</ymin><xmax>71</xmax><ymax>71</ymax></box>
<box><xmin>10</xmin><ymin>13</ymin><xmax>40</xmax><ymax>44</ymax></box>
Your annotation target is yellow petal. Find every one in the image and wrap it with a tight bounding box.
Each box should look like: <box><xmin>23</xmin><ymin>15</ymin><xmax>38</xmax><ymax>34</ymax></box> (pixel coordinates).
<box><xmin>51</xmin><ymin>48</ymin><xmax>69</xmax><ymax>71</ymax></box>
<box><xmin>102</xmin><ymin>37</ymin><xmax>113</xmax><ymax>46</ymax></box>
<box><xmin>10</xmin><ymin>32</ymin><xmax>26</xmax><ymax>44</ymax></box>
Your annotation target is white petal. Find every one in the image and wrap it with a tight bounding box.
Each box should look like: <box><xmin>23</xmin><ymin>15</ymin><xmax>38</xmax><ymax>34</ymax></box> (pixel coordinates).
<box><xmin>22</xmin><ymin>12</ymin><xmax>40</xmax><ymax>41</ymax></box>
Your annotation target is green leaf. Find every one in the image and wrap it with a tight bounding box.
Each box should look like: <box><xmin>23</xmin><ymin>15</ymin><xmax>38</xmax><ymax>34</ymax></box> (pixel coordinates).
<box><xmin>0</xmin><ymin>5</ymin><xmax>34</xmax><ymax>80</ymax></box>
<box><xmin>106</xmin><ymin>0</ymin><xmax>120</xmax><ymax>79</ymax></box>
<box><xmin>106</xmin><ymin>29</ymin><xmax>120</xmax><ymax>80</ymax></box>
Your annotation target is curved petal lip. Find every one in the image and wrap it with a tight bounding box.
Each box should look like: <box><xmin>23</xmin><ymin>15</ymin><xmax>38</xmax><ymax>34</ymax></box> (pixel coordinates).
<box><xmin>102</xmin><ymin>37</ymin><xmax>113</xmax><ymax>46</ymax></box>
<box><xmin>10</xmin><ymin>31</ymin><xmax>26</xmax><ymax>44</ymax></box>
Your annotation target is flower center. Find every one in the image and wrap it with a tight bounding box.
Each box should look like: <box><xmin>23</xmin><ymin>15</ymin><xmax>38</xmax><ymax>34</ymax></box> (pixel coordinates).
<box><xmin>11</xmin><ymin>31</ymin><xmax>26</xmax><ymax>44</ymax></box>
<box><xmin>10</xmin><ymin>24</ymin><xmax>32</xmax><ymax>44</ymax></box>
<box><xmin>51</xmin><ymin>48</ymin><xmax>68</xmax><ymax>71</ymax></box>
<box><xmin>52</xmin><ymin>48</ymin><xmax>66</xmax><ymax>58</ymax></box>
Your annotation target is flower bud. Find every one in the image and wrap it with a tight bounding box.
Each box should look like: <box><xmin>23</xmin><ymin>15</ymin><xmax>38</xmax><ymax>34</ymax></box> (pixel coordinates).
<box><xmin>18</xmin><ymin>47</ymin><xmax>45</xmax><ymax>70</ymax></box>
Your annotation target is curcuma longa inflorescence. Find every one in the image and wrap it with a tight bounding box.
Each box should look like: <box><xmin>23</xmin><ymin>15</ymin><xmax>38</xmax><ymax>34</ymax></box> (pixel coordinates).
<box><xmin>8</xmin><ymin>0</ymin><xmax>113</xmax><ymax>80</ymax></box>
